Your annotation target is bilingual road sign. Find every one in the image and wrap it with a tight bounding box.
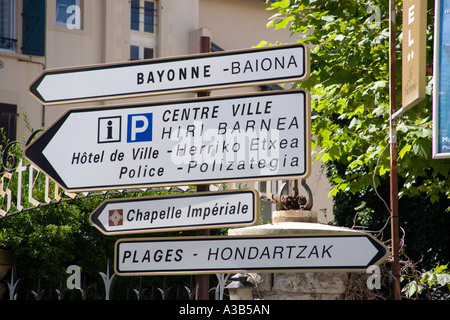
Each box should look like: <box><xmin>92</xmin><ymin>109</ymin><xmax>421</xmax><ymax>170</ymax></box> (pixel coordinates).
<box><xmin>114</xmin><ymin>233</ymin><xmax>389</xmax><ymax>276</ymax></box>
<box><xmin>25</xmin><ymin>90</ymin><xmax>311</xmax><ymax>192</ymax></box>
<box><xmin>29</xmin><ymin>43</ymin><xmax>309</xmax><ymax>105</ymax></box>
<box><xmin>90</xmin><ymin>190</ymin><xmax>259</xmax><ymax>235</ymax></box>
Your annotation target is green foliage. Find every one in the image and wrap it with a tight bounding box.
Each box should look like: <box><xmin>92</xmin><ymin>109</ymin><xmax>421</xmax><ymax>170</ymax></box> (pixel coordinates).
<box><xmin>265</xmin><ymin>0</ymin><xmax>450</xmax><ymax>298</ymax></box>
<box><xmin>265</xmin><ymin>0</ymin><xmax>449</xmax><ymax>204</ymax></box>
<box><xmin>402</xmin><ymin>263</ymin><xmax>450</xmax><ymax>299</ymax></box>
<box><xmin>0</xmin><ymin>195</ymin><xmax>113</xmax><ymax>294</ymax></box>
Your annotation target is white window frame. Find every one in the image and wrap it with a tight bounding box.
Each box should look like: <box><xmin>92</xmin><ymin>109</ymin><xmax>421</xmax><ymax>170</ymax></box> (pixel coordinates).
<box><xmin>0</xmin><ymin>0</ymin><xmax>17</xmax><ymax>53</ymax></box>
<box><xmin>130</xmin><ymin>0</ymin><xmax>157</xmax><ymax>60</ymax></box>
<box><xmin>131</xmin><ymin>0</ymin><xmax>156</xmax><ymax>34</ymax></box>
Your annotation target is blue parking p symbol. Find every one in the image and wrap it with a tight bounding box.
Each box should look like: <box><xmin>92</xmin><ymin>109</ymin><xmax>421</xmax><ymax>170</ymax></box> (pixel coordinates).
<box><xmin>127</xmin><ymin>113</ymin><xmax>153</xmax><ymax>143</ymax></box>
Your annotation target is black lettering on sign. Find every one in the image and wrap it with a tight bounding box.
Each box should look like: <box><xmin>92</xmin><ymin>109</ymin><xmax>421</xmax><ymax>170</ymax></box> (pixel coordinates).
<box><xmin>206</xmin><ymin>245</ymin><xmax>333</xmax><ymax>261</ymax></box>
<box><xmin>137</xmin><ymin>65</ymin><xmax>211</xmax><ymax>85</ymax></box>
<box><xmin>122</xmin><ymin>249</ymin><xmax>183</xmax><ymax>263</ymax></box>
<box><xmin>230</xmin><ymin>55</ymin><xmax>298</xmax><ymax>74</ymax></box>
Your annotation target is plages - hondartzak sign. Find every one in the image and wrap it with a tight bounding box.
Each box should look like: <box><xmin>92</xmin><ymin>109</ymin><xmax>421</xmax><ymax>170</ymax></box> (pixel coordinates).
<box><xmin>114</xmin><ymin>234</ymin><xmax>389</xmax><ymax>276</ymax></box>
<box><xmin>89</xmin><ymin>190</ymin><xmax>259</xmax><ymax>235</ymax></box>
<box><xmin>28</xmin><ymin>43</ymin><xmax>309</xmax><ymax>105</ymax></box>
<box><xmin>25</xmin><ymin>89</ymin><xmax>311</xmax><ymax>192</ymax></box>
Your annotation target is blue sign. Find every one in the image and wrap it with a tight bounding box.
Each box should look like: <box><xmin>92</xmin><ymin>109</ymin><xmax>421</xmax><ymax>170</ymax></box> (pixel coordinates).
<box><xmin>434</xmin><ymin>0</ymin><xmax>450</xmax><ymax>158</ymax></box>
<box><xmin>127</xmin><ymin>113</ymin><xmax>153</xmax><ymax>143</ymax></box>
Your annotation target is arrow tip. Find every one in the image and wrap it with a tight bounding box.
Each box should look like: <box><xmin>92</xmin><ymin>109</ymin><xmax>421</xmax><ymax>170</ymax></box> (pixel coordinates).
<box><xmin>29</xmin><ymin>71</ymin><xmax>47</xmax><ymax>104</ymax></box>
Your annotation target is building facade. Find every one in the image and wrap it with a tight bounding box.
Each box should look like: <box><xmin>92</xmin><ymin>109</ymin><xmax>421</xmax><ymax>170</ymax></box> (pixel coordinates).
<box><xmin>0</xmin><ymin>0</ymin><xmax>333</xmax><ymax>222</ymax></box>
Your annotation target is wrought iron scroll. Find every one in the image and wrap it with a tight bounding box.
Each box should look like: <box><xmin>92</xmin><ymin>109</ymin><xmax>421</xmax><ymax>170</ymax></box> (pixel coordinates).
<box><xmin>268</xmin><ymin>179</ymin><xmax>313</xmax><ymax>210</ymax></box>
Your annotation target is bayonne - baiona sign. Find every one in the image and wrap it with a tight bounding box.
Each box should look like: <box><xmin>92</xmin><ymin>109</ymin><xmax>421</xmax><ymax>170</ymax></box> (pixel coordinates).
<box><xmin>28</xmin><ymin>43</ymin><xmax>309</xmax><ymax>105</ymax></box>
<box><xmin>25</xmin><ymin>90</ymin><xmax>311</xmax><ymax>192</ymax></box>
<box><xmin>114</xmin><ymin>233</ymin><xmax>389</xmax><ymax>275</ymax></box>
<box><xmin>90</xmin><ymin>190</ymin><xmax>260</xmax><ymax>235</ymax></box>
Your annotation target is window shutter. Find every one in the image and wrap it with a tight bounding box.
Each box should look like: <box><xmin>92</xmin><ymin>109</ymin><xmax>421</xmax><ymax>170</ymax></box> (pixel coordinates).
<box><xmin>22</xmin><ymin>0</ymin><xmax>46</xmax><ymax>56</ymax></box>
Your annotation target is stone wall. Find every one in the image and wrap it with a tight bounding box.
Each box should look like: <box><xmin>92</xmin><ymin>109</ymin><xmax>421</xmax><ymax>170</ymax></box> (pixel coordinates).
<box><xmin>249</xmin><ymin>271</ymin><xmax>348</xmax><ymax>300</ymax></box>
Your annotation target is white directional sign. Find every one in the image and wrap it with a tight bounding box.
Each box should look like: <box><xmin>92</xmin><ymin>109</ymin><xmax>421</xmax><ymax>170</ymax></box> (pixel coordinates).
<box><xmin>90</xmin><ymin>190</ymin><xmax>259</xmax><ymax>235</ymax></box>
<box><xmin>29</xmin><ymin>43</ymin><xmax>309</xmax><ymax>105</ymax></box>
<box><xmin>114</xmin><ymin>233</ymin><xmax>389</xmax><ymax>275</ymax></box>
<box><xmin>25</xmin><ymin>90</ymin><xmax>311</xmax><ymax>192</ymax></box>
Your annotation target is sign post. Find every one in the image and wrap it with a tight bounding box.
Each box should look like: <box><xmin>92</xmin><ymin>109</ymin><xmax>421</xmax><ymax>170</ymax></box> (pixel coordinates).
<box><xmin>114</xmin><ymin>233</ymin><xmax>389</xmax><ymax>276</ymax></box>
<box><xmin>195</xmin><ymin>36</ymin><xmax>212</xmax><ymax>301</ymax></box>
<box><xmin>389</xmin><ymin>0</ymin><xmax>401</xmax><ymax>300</ymax></box>
<box><xmin>25</xmin><ymin>90</ymin><xmax>311</xmax><ymax>192</ymax></box>
<box><xmin>29</xmin><ymin>43</ymin><xmax>309</xmax><ymax>105</ymax></box>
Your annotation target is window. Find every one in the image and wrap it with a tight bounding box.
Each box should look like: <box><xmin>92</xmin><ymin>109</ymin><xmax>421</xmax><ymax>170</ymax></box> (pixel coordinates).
<box><xmin>130</xmin><ymin>45</ymin><xmax>139</xmax><ymax>60</ymax></box>
<box><xmin>0</xmin><ymin>0</ymin><xmax>16</xmax><ymax>52</ymax></box>
<box><xmin>130</xmin><ymin>45</ymin><xmax>154</xmax><ymax>60</ymax></box>
<box><xmin>131</xmin><ymin>0</ymin><xmax>155</xmax><ymax>33</ymax></box>
<box><xmin>130</xmin><ymin>0</ymin><xmax>157</xmax><ymax>60</ymax></box>
<box><xmin>144</xmin><ymin>47</ymin><xmax>154</xmax><ymax>59</ymax></box>
<box><xmin>131</xmin><ymin>0</ymin><xmax>140</xmax><ymax>31</ymax></box>
<box><xmin>143</xmin><ymin>1</ymin><xmax>154</xmax><ymax>33</ymax></box>
<box><xmin>56</xmin><ymin>0</ymin><xmax>82</xmax><ymax>30</ymax></box>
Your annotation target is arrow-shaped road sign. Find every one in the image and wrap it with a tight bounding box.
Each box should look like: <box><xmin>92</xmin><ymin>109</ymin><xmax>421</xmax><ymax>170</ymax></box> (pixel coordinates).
<box><xmin>25</xmin><ymin>90</ymin><xmax>311</xmax><ymax>192</ymax></box>
<box><xmin>114</xmin><ymin>233</ymin><xmax>389</xmax><ymax>276</ymax></box>
<box><xmin>90</xmin><ymin>190</ymin><xmax>260</xmax><ymax>235</ymax></box>
<box><xmin>29</xmin><ymin>43</ymin><xmax>309</xmax><ymax>105</ymax></box>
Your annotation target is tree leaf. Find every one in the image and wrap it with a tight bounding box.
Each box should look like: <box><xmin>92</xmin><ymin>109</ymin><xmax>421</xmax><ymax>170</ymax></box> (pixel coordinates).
<box><xmin>399</xmin><ymin>144</ymin><xmax>412</xmax><ymax>159</ymax></box>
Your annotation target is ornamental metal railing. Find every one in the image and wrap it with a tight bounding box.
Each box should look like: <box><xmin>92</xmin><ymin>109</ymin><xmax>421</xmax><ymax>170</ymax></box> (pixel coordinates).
<box><xmin>0</xmin><ymin>37</ymin><xmax>17</xmax><ymax>52</ymax></box>
<box><xmin>1</xmin><ymin>260</ymin><xmax>230</xmax><ymax>300</ymax></box>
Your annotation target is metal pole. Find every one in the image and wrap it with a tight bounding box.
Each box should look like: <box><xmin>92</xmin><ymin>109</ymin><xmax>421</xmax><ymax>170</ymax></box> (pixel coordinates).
<box><xmin>389</xmin><ymin>0</ymin><xmax>401</xmax><ymax>300</ymax></box>
<box><xmin>195</xmin><ymin>35</ymin><xmax>211</xmax><ymax>301</ymax></box>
